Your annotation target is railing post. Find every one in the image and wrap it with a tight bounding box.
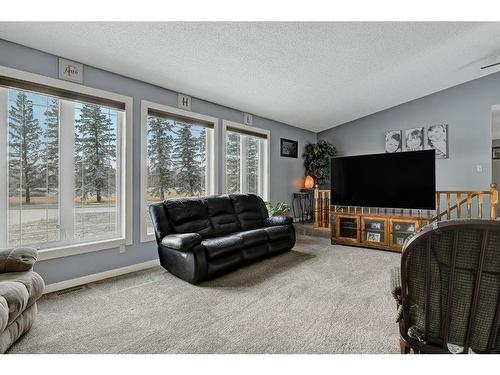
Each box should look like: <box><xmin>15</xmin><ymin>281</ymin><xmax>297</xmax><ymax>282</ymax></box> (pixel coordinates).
<box><xmin>314</xmin><ymin>188</ymin><xmax>320</xmax><ymax>227</ymax></box>
<box><xmin>436</xmin><ymin>192</ymin><xmax>441</xmax><ymax>222</ymax></box>
<box><xmin>490</xmin><ymin>183</ymin><xmax>498</xmax><ymax>220</ymax></box>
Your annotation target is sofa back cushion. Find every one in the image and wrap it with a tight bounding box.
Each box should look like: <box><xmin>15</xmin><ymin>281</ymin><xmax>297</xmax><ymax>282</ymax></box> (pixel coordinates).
<box><xmin>205</xmin><ymin>195</ymin><xmax>241</xmax><ymax>236</ymax></box>
<box><xmin>165</xmin><ymin>198</ymin><xmax>213</xmax><ymax>238</ymax></box>
<box><xmin>229</xmin><ymin>194</ymin><xmax>268</xmax><ymax>230</ymax></box>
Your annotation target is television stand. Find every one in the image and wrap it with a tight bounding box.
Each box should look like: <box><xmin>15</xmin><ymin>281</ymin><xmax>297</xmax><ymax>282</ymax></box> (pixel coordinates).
<box><xmin>331</xmin><ymin>207</ymin><xmax>433</xmax><ymax>252</ymax></box>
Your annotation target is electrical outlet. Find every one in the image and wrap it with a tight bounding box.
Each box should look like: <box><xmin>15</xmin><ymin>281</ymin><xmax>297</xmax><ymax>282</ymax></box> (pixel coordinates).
<box><xmin>476</xmin><ymin>164</ymin><xmax>483</xmax><ymax>172</ymax></box>
<box><xmin>119</xmin><ymin>244</ymin><xmax>126</xmax><ymax>254</ymax></box>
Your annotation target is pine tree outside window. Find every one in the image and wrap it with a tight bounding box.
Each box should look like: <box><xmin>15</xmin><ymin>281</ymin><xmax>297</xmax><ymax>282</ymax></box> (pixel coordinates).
<box><xmin>223</xmin><ymin>120</ymin><xmax>269</xmax><ymax>200</ymax></box>
<box><xmin>0</xmin><ymin>71</ymin><xmax>131</xmax><ymax>255</ymax></box>
<box><xmin>141</xmin><ymin>101</ymin><xmax>218</xmax><ymax>241</ymax></box>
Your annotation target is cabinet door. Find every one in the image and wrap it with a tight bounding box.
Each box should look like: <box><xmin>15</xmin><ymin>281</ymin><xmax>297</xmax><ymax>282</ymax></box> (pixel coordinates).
<box><xmin>361</xmin><ymin>217</ymin><xmax>388</xmax><ymax>245</ymax></box>
<box><xmin>390</xmin><ymin>219</ymin><xmax>419</xmax><ymax>248</ymax></box>
<box><xmin>337</xmin><ymin>215</ymin><xmax>359</xmax><ymax>243</ymax></box>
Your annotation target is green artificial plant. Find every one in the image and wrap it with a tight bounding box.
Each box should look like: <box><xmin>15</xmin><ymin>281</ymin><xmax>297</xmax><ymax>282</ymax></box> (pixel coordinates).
<box><xmin>302</xmin><ymin>140</ymin><xmax>336</xmax><ymax>187</ymax></box>
<box><xmin>265</xmin><ymin>201</ymin><xmax>291</xmax><ymax>217</ymax></box>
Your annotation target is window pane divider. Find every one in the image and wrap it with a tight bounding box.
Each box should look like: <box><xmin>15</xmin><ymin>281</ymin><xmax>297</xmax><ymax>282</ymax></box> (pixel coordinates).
<box><xmin>59</xmin><ymin>100</ymin><xmax>75</xmax><ymax>242</ymax></box>
<box><xmin>0</xmin><ymin>88</ymin><xmax>7</xmax><ymax>248</ymax></box>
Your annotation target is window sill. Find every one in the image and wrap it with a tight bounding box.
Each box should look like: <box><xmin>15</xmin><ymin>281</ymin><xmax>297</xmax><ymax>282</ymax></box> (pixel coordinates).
<box><xmin>140</xmin><ymin>233</ymin><xmax>156</xmax><ymax>243</ymax></box>
<box><xmin>38</xmin><ymin>237</ymin><xmax>127</xmax><ymax>261</ymax></box>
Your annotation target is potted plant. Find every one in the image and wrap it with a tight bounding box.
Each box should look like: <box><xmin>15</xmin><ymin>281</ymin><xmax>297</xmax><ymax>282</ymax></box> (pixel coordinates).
<box><xmin>265</xmin><ymin>201</ymin><xmax>291</xmax><ymax>217</ymax></box>
<box><xmin>302</xmin><ymin>140</ymin><xmax>336</xmax><ymax>187</ymax></box>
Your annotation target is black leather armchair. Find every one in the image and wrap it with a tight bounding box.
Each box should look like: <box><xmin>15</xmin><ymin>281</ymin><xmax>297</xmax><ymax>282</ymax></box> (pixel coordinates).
<box><xmin>149</xmin><ymin>194</ymin><xmax>296</xmax><ymax>284</ymax></box>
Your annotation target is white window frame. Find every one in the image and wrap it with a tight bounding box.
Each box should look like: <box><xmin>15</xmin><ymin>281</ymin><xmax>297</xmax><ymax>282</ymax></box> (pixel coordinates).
<box><xmin>222</xmin><ymin>120</ymin><xmax>270</xmax><ymax>201</ymax></box>
<box><xmin>140</xmin><ymin>100</ymin><xmax>219</xmax><ymax>242</ymax></box>
<box><xmin>0</xmin><ymin>65</ymin><xmax>133</xmax><ymax>261</ymax></box>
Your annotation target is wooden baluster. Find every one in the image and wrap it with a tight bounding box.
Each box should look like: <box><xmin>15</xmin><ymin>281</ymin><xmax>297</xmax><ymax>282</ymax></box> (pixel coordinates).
<box><xmin>491</xmin><ymin>183</ymin><xmax>498</xmax><ymax>220</ymax></box>
<box><xmin>436</xmin><ymin>192</ymin><xmax>441</xmax><ymax>221</ymax></box>
<box><xmin>478</xmin><ymin>192</ymin><xmax>484</xmax><ymax>219</ymax></box>
<box><xmin>456</xmin><ymin>193</ymin><xmax>462</xmax><ymax>218</ymax></box>
<box><xmin>324</xmin><ymin>192</ymin><xmax>330</xmax><ymax>228</ymax></box>
<box><xmin>446</xmin><ymin>193</ymin><xmax>451</xmax><ymax>220</ymax></box>
<box><xmin>322</xmin><ymin>192</ymin><xmax>326</xmax><ymax>227</ymax></box>
<box><xmin>314</xmin><ymin>188</ymin><xmax>320</xmax><ymax>226</ymax></box>
<box><xmin>467</xmin><ymin>193</ymin><xmax>472</xmax><ymax>219</ymax></box>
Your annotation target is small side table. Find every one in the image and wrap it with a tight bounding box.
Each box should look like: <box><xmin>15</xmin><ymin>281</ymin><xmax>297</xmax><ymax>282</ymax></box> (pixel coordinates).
<box><xmin>292</xmin><ymin>190</ymin><xmax>314</xmax><ymax>223</ymax></box>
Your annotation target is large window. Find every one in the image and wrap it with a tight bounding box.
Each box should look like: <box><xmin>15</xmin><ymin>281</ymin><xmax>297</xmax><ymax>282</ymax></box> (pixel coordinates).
<box><xmin>0</xmin><ymin>68</ymin><xmax>132</xmax><ymax>258</ymax></box>
<box><xmin>141</xmin><ymin>101</ymin><xmax>218</xmax><ymax>241</ymax></box>
<box><xmin>223</xmin><ymin>120</ymin><xmax>269</xmax><ymax>199</ymax></box>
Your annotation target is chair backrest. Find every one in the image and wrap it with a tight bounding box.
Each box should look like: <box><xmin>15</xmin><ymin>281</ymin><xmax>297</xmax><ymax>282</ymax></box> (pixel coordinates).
<box><xmin>149</xmin><ymin>194</ymin><xmax>269</xmax><ymax>243</ymax></box>
<box><xmin>401</xmin><ymin>219</ymin><xmax>500</xmax><ymax>353</ymax></box>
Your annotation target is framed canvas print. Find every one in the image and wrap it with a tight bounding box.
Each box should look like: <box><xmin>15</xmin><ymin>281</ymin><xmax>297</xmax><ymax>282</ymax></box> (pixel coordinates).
<box><xmin>280</xmin><ymin>138</ymin><xmax>298</xmax><ymax>158</ymax></box>
<box><xmin>404</xmin><ymin>127</ymin><xmax>424</xmax><ymax>151</ymax></box>
<box><xmin>426</xmin><ymin>124</ymin><xmax>448</xmax><ymax>159</ymax></box>
<box><xmin>385</xmin><ymin>130</ymin><xmax>402</xmax><ymax>153</ymax></box>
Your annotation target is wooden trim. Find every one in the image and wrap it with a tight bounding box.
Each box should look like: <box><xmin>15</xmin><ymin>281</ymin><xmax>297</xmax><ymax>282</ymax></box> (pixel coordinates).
<box><xmin>43</xmin><ymin>259</ymin><xmax>160</xmax><ymax>294</ymax></box>
<box><xmin>0</xmin><ymin>75</ymin><xmax>126</xmax><ymax>110</ymax></box>
<box><xmin>148</xmin><ymin>108</ymin><xmax>215</xmax><ymax>128</ymax></box>
<box><xmin>226</xmin><ymin>125</ymin><xmax>268</xmax><ymax>139</ymax></box>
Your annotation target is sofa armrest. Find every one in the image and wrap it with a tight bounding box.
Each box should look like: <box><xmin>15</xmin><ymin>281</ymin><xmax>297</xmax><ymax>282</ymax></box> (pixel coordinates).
<box><xmin>161</xmin><ymin>233</ymin><xmax>202</xmax><ymax>251</ymax></box>
<box><xmin>0</xmin><ymin>247</ymin><xmax>38</xmax><ymax>273</ymax></box>
<box><xmin>264</xmin><ymin>216</ymin><xmax>293</xmax><ymax>226</ymax></box>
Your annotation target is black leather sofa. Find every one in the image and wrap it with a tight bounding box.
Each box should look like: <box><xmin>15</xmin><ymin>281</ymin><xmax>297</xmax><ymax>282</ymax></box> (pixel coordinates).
<box><xmin>149</xmin><ymin>194</ymin><xmax>296</xmax><ymax>284</ymax></box>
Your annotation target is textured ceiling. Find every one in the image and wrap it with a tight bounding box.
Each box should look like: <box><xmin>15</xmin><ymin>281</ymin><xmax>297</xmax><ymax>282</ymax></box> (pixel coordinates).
<box><xmin>1</xmin><ymin>22</ymin><xmax>500</xmax><ymax>132</ymax></box>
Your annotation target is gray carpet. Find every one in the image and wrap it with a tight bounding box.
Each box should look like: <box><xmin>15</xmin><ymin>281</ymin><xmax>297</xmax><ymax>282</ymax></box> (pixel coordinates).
<box><xmin>8</xmin><ymin>235</ymin><xmax>401</xmax><ymax>354</ymax></box>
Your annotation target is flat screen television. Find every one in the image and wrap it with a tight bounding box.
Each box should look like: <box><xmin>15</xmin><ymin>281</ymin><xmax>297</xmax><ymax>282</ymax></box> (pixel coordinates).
<box><xmin>330</xmin><ymin>150</ymin><xmax>436</xmax><ymax>210</ymax></box>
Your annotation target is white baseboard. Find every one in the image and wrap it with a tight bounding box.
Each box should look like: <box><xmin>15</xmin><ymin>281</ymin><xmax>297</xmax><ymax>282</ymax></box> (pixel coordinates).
<box><xmin>43</xmin><ymin>259</ymin><xmax>160</xmax><ymax>294</ymax></box>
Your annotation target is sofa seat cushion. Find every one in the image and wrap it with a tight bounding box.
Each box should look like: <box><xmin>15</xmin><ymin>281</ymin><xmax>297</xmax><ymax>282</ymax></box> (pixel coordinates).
<box><xmin>0</xmin><ymin>271</ymin><xmax>44</xmax><ymax>329</ymax></box>
<box><xmin>264</xmin><ymin>225</ymin><xmax>292</xmax><ymax>242</ymax></box>
<box><xmin>201</xmin><ymin>235</ymin><xmax>244</xmax><ymax>260</ymax></box>
<box><xmin>236</xmin><ymin>228</ymin><xmax>268</xmax><ymax>247</ymax></box>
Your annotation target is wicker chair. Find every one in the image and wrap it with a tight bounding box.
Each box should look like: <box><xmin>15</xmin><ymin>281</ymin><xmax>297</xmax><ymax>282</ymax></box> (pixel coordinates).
<box><xmin>391</xmin><ymin>219</ymin><xmax>500</xmax><ymax>354</ymax></box>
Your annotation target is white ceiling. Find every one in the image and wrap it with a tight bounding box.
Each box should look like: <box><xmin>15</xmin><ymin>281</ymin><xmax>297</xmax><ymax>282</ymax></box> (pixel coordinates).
<box><xmin>2</xmin><ymin>22</ymin><xmax>500</xmax><ymax>133</ymax></box>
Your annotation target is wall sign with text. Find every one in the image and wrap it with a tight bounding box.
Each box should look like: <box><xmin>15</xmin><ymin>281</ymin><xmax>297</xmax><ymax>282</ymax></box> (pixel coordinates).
<box><xmin>243</xmin><ymin>113</ymin><xmax>253</xmax><ymax>126</ymax></box>
<box><xmin>177</xmin><ymin>94</ymin><xmax>192</xmax><ymax>111</ymax></box>
<box><xmin>58</xmin><ymin>58</ymin><xmax>84</xmax><ymax>84</ymax></box>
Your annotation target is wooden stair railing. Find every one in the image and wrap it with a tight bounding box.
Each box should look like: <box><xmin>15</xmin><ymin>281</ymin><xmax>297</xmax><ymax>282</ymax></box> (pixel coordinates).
<box><xmin>431</xmin><ymin>183</ymin><xmax>498</xmax><ymax>222</ymax></box>
<box><xmin>314</xmin><ymin>189</ymin><xmax>330</xmax><ymax>230</ymax></box>
<box><xmin>314</xmin><ymin>183</ymin><xmax>499</xmax><ymax>230</ymax></box>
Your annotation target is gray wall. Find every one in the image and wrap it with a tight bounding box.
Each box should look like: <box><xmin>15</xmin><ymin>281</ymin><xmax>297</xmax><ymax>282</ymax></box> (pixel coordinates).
<box><xmin>318</xmin><ymin>72</ymin><xmax>500</xmax><ymax>191</ymax></box>
<box><xmin>492</xmin><ymin>138</ymin><xmax>500</xmax><ymax>186</ymax></box>
<box><xmin>0</xmin><ymin>39</ymin><xmax>316</xmax><ymax>284</ymax></box>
